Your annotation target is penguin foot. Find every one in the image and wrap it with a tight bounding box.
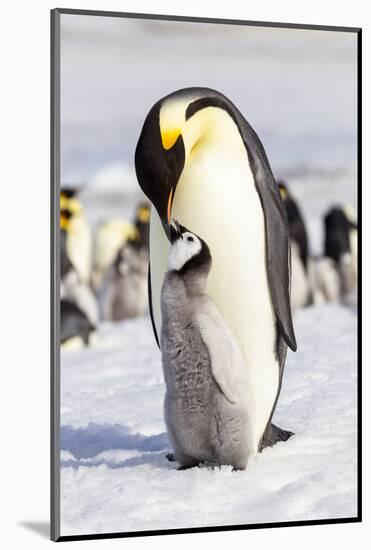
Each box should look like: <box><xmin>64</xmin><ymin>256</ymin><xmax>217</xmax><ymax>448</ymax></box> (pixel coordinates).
<box><xmin>196</xmin><ymin>461</ymin><xmax>220</xmax><ymax>471</ymax></box>
<box><xmin>232</xmin><ymin>466</ymin><xmax>246</xmax><ymax>472</ymax></box>
<box><xmin>166</xmin><ymin>453</ymin><xmax>175</xmax><ymax>462</ymax></box>
<box><xmin>177</xmin><ymin>463</ymin><xmax>200</xmax><ymax>471</ymax></box>
<box><xmin>260</xmin><ymin>423</ymin><xmax>294</xmax><ymax>450</ymax></box>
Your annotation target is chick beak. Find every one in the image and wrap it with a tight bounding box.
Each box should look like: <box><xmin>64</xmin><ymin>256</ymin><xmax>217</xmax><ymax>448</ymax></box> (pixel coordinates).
<box><xmin>169</xmin><ymin>219</ymin><xmax>182</xmax><ymax>244</ymax></box>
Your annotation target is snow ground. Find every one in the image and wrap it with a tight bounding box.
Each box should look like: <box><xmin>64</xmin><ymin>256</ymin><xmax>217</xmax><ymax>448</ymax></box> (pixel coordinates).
<box><xmin>60</xmin><ymin>303</ymin><xmax>358</xmax><ymax>536</ymax></box>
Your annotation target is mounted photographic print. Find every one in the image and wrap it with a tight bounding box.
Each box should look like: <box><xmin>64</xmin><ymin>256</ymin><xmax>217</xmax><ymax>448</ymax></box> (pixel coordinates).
<box><xmin>51</xmin><ymin>8</ymin><xmax>361</xmax><ymax>542</ymax></box>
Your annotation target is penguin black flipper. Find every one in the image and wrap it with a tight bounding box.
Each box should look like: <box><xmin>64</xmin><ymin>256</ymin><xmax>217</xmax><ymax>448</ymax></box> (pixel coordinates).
<box><xmin>252</xmin><ymin>162</ymin><xmax>297</xmax><ymax>352</ymax></box>
<box><xmin>148</xmin><ymin>263</ymin><xmax>160</xmax><ymax>348</ymax></box>
<box><xmin>238</xmin><ymin>122</ymin><xmax>297</xmax><ymax>352</ymax></box>
<box><xmin>259</xmin><ymin>423</ymin><xmax>294</xmax><ymax>451</ymax></box>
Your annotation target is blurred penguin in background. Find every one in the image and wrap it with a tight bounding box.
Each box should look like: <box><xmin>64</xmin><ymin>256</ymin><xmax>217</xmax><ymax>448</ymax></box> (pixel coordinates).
<box><xmin>278</xmin><ymin>181</ymin><xmax>309</xmax><ymax>271</ymax></box>
<box><xmin>92</xmin><ymin>219</ymin><xmax>138</xmax><ymax>291</ymax></box>
<box><xmin>307</xmin><ymin>255</ymin><xmax>341</xmax><ymax>305</ymax></box>
<box><xmin>91</xmin><ymin>202</ymin><xmax>150</xmax><ymax>292</ymax></box>
<box><xmin>60</xmin><ymin>194</ymin><xmax>98</xmax><ymax>340</ymax></box>
<box><xmin>102</xmin><ymin>237</ymin><xmax>149</xmax><ymax>322</ymax></box>
<box><xmin>60</xmin><ymin>188</ymin><xmax>93</xmax><ymax>285</ymax></box>
<box><xmin>103</xmin><ymin>203</ymin><xmax>151</xmax><ymax>321</ymax></box>
<box><xmin>290</xmin><ymin>241</ymin><xmax>311</xmax><ymax>310</ymax></box>
<box><xmin>61</xmin><ymin>212</ymin><xmax>74</xmax><ymax>280</ymax></box>
<box><xmin>134</xmin><ymin>202</ymin><xmax>150</xmax><ymax>251</ymax></box>
<box><xmin>324</xmin><ymin>205</ymin><xmax>357</xmax><ymax>304</ymax></box>
<box><xmin>61</xmin><ymin>299</ymin><xmax>95</xmax><ymax>350</ymax></box>
<box><xmin>277</xmin><ymin>180</ymin><xmax>311</xmax><ymax>309</ymax></box>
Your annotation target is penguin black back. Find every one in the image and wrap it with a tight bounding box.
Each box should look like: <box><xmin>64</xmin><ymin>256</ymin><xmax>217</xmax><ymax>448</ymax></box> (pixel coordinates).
<box><xmin>278</xmin><ymin>181</ymin><xmax>309</xmax><ymax>271</ymax></box>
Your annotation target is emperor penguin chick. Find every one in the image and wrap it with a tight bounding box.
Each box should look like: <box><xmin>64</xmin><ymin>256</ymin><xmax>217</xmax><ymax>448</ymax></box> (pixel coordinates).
<box><xmin>161</xmin><ymin>221</ymin><xmax>253</xmax><ymax>471</ymax></box>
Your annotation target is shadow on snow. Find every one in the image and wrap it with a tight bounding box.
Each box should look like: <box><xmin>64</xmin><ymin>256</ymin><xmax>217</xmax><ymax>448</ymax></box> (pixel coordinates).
<box><xmin>60</xmin><ymin>422</ymin><xmax>170</xmax><ymax>470</ymax></box>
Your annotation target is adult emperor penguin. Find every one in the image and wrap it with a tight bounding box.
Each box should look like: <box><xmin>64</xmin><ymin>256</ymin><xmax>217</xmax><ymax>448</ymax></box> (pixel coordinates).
<box><xmin>324</xmin><ymin>206</ymin><xmax>357</xmax><ymax>266</ymax></box>
<box><xmin>60</xmin><ymin>187</ymin><xmax>92</xmax><ymax>285</ymax></box>
<box><xmin>323</xmin><ymin>205</ymin><xmax>358</xmax><ymax>302</ymax></box>
<box><xmin>162</xmin><ymin>222</ymin><xmax>252</xmax><ymax>469</ymax></box>
<box><xmin>61</xmin><ymin>208</ymin><xmax>98</xmax><ymax>328</ymax></box>
<box><xmin>135</xmin><ymin>87</ymin><xmax>297</xmax><ymax>455</ymax></box>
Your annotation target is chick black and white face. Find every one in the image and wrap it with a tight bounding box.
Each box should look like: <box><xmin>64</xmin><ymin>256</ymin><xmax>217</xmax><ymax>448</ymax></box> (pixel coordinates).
<box><xmin>168</xmin><ymin>221</ymin><xmax>203</xmax><ymax>272</ymax></box>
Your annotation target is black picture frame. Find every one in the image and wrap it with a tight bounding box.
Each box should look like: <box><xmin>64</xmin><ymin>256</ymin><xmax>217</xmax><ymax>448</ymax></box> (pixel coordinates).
<box><xmin>51</xmin><ymin>8</ymin><xmax>362</xmax><ymax>542</ymax></box>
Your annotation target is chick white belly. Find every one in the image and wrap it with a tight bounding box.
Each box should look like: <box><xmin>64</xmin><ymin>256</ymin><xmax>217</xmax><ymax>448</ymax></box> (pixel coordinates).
<box><xmin>150</xmin><ymin>151</ymin><xmax>279</xmax><ymax>453</ymax></box>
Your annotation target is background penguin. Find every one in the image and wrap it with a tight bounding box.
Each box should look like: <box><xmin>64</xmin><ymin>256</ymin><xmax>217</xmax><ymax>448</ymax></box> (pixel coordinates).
<box><xmin>324</xmin><ymin>206</ymin><xmax>356</xmax><ymax>264</ymax></box>
<box><xmin>61</xmin><ymin>299</ymin><xmax>95</xmax><ymax>350</ymax></box>
<box><xmin>60</xmin><ymin>187</ymin><xmax>93</xmax><ymax>285</ymax></box>
<box><xmin>161</xmin><ymin>222</ymin><xmax>253</xmax><ymax>470</ymax></box>
<box><xmin>60</xmin><ymin>201</ymin><xmax>98</xmax><ymax>330</ymax></box>
<box><xmin>307</xmin><ymin>256</ymin><xmax>341</xmax><ymax>305</ymax></box>
<box><xmin>278</xmin><ymin>180</ymin><xmax>311</xmax><ymax>310</ymax></box>
<box><xmin>61</xmin><ymin>268</ymin><xmax>99</xmax><ymax>328</ymax></box>
<box><xmin>60</xmin><ymin>210</ymin><xmax>74</xmax><ymax>279</ymax></box>
<box><xmin>290</xmin><ymin>241</ymin><xmax>311</xmax><ymax>310</ymax></box>
<box><xmin>323</xmin><ymin>205</ymin><xmax>357</xmax><ymax>303</ymax></box>
<box><xmin>91</xmin><ymin>202</ymin><xmax>150</xmax><ymax>292</ymax></box>
<box><xmin>343</xmin><ymin>205</ymin><xmax>358</xmax><ymax>271</ymax></box>
<box><xmin>135</xmin><ymin>87</ymin><xmax>297</xmax><ymax>456</ymax></box>
<box><xmin>277</xmin><ymin>181</ymin><xmax>309</xmax><ymax>271</ymax></box>
<box><xmin>102</xmin><ymin>240</ymin><xmax>149</xmax><ymax>321</ymax></box>
<box><xmin>133</xmin><ymin>202</ymin><xmax>151</xmax><ymax>251</ymax></box>
<box><xmin>92</xmin><ymin>218</ymin><xmax>139</xmax><ymax>292</ymax></box>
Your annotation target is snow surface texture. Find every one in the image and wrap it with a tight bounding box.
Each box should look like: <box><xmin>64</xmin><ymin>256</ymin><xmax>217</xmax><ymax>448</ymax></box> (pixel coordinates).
<box><xmin>60</xmin><ymin>303</ymin><xmax>357</xmax><ymax>536</ymax></box>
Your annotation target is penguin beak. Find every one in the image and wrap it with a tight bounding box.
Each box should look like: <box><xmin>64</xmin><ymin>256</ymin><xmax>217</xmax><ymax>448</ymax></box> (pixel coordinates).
<box><xmin>162</xmin><ymin>188</ymin><xmax>175</xmax><ymax>241</ymax></box>
<box><xmin>169</xmin><ymin>222</ymin><xmax>178</xmax><ymax>244</ymax></box>
<box><xmin>169</xmin><ymin>219</ymin><xmax>182</xmax><ymax>244</ymax></box>
<box><xmin>167</xmin><ymin>188</ymin><xmax>174</xmax><ymax>225</ymax></box>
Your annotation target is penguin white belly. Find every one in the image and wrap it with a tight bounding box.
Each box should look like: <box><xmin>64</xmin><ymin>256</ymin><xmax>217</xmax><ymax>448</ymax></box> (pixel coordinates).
<box><xmin>67</xmin><ymin>216</ymin><xmax>92</xmax><ymax>285</ymax></box>
<box><xmin>290</xmin><ymin>241</ymin><xmax>310</xmax><ymax>310</ymax></box>
<box><xmin>349</xmin><ymin>228</ymin><xmax>358</xmax><ymax>276</ymax></box>
<box><xmin>151</xmin><ymin>148</ymin><xmax>279</xmax><ymax>453</ymax></box>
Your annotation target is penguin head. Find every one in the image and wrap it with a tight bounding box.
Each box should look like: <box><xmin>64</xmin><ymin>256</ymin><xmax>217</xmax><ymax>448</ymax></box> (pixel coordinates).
<box><xmin>135</xmin><ymin>202</ymin><xmax>151</xmax><ymax>224</ymax></box>
<box><xmin>60</xmin><ymin>188</ymin><xmax>83</xmax><ymax>218</ymax></box>
<box><xmin>135</xmin><ymin>87</ymin><xmax>239</xmax><ymax>239</ymax></box>
<box><xmin>168</xmin><ymin>220</ymin><xmax>211</xmax><ymax>274</ymax></box>
<box><xmin>60</xmin><ymin>187</ymin><xmax>77</xmax><ymax>199</ymax></box>
<box><xmin>60</xmin><ymin>208</ymin><xmax>72</xmax><ymax>231</ymax></box>
<box><xmin>135</xmin><ymin>96</ymin><xmax>186</xmax><ymax>240</ymax></box>
<box><xmin>324</xmin><ymin>206</ymin><xmax>352</xmax><ymax>232</ymax></box>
